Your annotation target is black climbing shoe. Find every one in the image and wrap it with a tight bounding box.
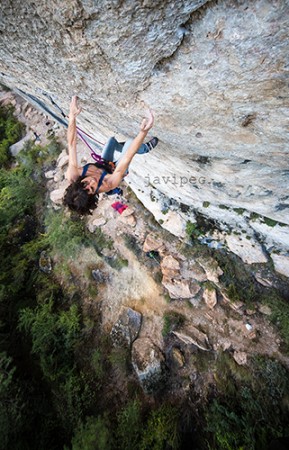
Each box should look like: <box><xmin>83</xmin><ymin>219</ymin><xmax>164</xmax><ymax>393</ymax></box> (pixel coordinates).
<box><xmin>145</xmin><ymin>137</ymin><xmax>159</xmax><ymax>152</ymax></box>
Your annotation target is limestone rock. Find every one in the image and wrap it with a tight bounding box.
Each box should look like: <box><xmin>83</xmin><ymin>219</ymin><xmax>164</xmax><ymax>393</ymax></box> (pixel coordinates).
<box><xmin>162</xmin><ymin>276</ymin><xmax>192</xmax><ymax>299</ymax></box>
<box><xmin>220</xmin><ymin>290</ymin><xmax>244</xmax><ymax>312</ymax></box>
<box><xmin>131</xmin><ymin>337</ymin><xmax>165</xmax><ymax>394</ymax></box>
<box><xmin>87</xmin><ymin>216</ymin><xmax>106</xmax><ymax>232</ymax></box>
<box><xmin>246</xmin><ymin>308</ymin><xmax>256</xmax><ymax>316</ymax></box>
<box><xmin>39</xmin><ymin>251</ymin><xmax>52</xmax><ymax>273</ymax></box>
<box><xmin>9</xmin><ymin>133</ymin><xmax>34</xmax><ymax>156</ymax></box>
<box><xmin>0</xmin><ymin>0</ymin><xmax>288</xmax><ymax>260</ymax></box>
<box><xmin>120</xmin><ymin>206</ymin><xmax>135</xmax><ymax>217</ymax></box>
<box><xmin>119</xmin><ymin>213</ymin><xmax>136</xmax><ymax>227</ymax></box>
<box><xmin>53</xmin><ymin>171</ymin><xmax>64</xmax><ymax>183</ymax></box>
<box><xmin>161</xmin><ymin>211</ymin><xmax>186</xmax><ymax>237</ymax></box>
<box><xmin>110</xmin><ymin>307</ymin><xmax>142</xmax><ymax>348</ymax></box>
<box><xmin>171</xmin><ymin>347</ymin><xmax>185</xmax><ymax>368</ymax></box>
<box><xmin>271</xmin><ymin>254</ymin><xmax>289</xmax><ymax>278</ymax></box>
<box><xmin>173</xmin><ymin>330</ymin><xmax>210</xmax><ymax>351</ymax></box>
<box><xmin>57</xmin><ymin>150</ymin><xmax>69</xmax><ymax>169</ymax></box>
<box><xmin>254</xmin><ymin>270</ymin><xmax>274</xmax><ymax>287</ymax></box>
<box><xmin>233</xmin><ymin>351</ymin><xmax>247</xmax><ymax>366</ymax></box>
<box><xmin>220</xmin><ymin>339</ymin><xmax>232</xmax><ymax>351</ymax></box>
<box><xmin>160</xmin><ymin>255</ymin><xmax>180</xmax><ymax>278</ymax></box>
<box><xmin>203</xmin><ymin>288</ymin><xmax>217</xmax><ymax>309</ymax></box>
<box><xmin>91</xmin><ymin>269</ymin><xmax>107</xmax><ymax>284</ymax></box>
<box><xmin>189</xmin><ymin>282</ymin><xmax>201</xmax><ymax>297</ymax></box>
<box><xmin>180</xmin><ymin>261</ymin><xmax>207</xmax><ymax>282</ymax></box>
<box><xmin>45</xmin><ymin>170</ymin><xmax>56</xmax><ymax>179</ymax></box>
<box><xmin>143</xmin><ymin>234</ymin><xmax>166</xmax><ymax>255</ymax></box>
<box><xmin>197</xmin><ymin>257</ymin><xmax>223</xmax><ymax>283</ymax></box>
<box><xmin>225</xmin><ymin>235</ymin><xmax>268</xmax><ymax>265</ymax></box>
<box><xmin>258</xmin><ymin>305</ymin><xmax>272</xmax><ymax>316</ymax></box>
<box><xmin>50</xmin><ymin>186</ymin><xmax>67</xmax><ymax>204</ymax></box>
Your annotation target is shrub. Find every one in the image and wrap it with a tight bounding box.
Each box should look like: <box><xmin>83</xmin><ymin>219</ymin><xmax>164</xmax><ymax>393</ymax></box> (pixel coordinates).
<box><xmin>91</xmin><ymin>349</ymin><xmax>104</xmax><ymax>379</ymax></box>
<box><xmin>18</xmin><ymin>299</ymin><xmax>81</xmax><ymax>381</ymax></box>
<box><xmin>263</xmin><ymin>292</ymin><xmax>289</xmax><ymax>352</ymax></box>
<box><xmin>0</xmin><ymin>352</ymin><xmax>25</xmax><ymax>450</ymax></box>
<box><xmin>16</xmin><ymin>137</ymin><xmax>62</xmax><ymax>174</ymax></box>
<box><xmin>123</xmin><ymin>234</ymin><xmax>142</xmax><ymax>257</ymax></box>
<box><xmin>233</xmin><ymin>208</ymin><xmax>245</xmax><ymax>215</ymax></box>
<box><xmin>116</xmin><ymin>400</ymin><xmax>142</xmax><ymax>450</ymax></box>
<box><xmin>0</xmin><ymin>104</ymin><xmax>25</xmax><ymax>167</ymax></box>
<box><xmin>55</xmin><ymin>371</ymin><xmax>96</xmax><ymax>433</ymax></box>
<box><xmin>44</xmin><ymin>210</ymin><xmax>90</xmax><ymax>259</ymax></box>
<box><xmin>162</xmin><ymin>312</ymin><xmax>186</xmax><ymax>337</ymax></box>
<box><xmin>205</xmin><ymin>353</ymin><xmax>289</xmax><ymax>450</ymax></box>
<box><xmin>0</xmin><ymin>166</ymin><xmax>41</xmax><ymax>230</ymax></box>
<box><xmin>69</xmin><ymin>415</ymin><xmax>113</xmax><ymax>450</ymax></box>
<box><xmin>186</xmin><ymin>220</ymin><xmax>202</xmax><ymax>240</ymax></box>
<box><xmin>140</xmin><ymin>404</ymin><xmax>180</xmax><ymax>450</ymax></box>
<box><xmin>263</xmin><ymin>217</ymin><xmax>278</xmax><ymax>227</ymax></box>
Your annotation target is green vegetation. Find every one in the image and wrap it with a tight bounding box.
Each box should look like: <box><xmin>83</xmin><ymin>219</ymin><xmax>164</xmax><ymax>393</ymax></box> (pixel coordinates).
<box><xmin>263</xmin><ymin>217</ymin><xmax>278</xmax><ymax>227</ymax></box>
<box><xmin>203</xmin><ymin>201</ymin><xmax>210</xmax><ymax>208</ymax></box>
<box><xmin>263</xmin><ymin>293</ymin><xmax>289</xmax><ymax>352</ymax></box>
<box><xmin>206</xmin><ymin>353</ymin><xmax>289</xmax><ymax>450</ymax></box>
<box><xmin>44</xmin><ymin>210</ymin><xmax>91</xmax><ymax>259</ymax></box>
<box><xmin>68</xmin><ymin>401</ymin><xmax>180</xmax><ymax>450</ymax></box>
<box><xmin>69</xmin><ymin>415</ymin><xmax>113</xmax><ymax>450</ymax></box>
<box><xmin>162</xmin><ymin>311</ymin><xmax>186</xmax><ymax>336</ymax></box>
<box><xmin>0</xmin><ymin>104</ymin><xmax>25</xmax><ymax>167</ymax></box>
<box><xmin>233</xmin><ymin>207</ymin><xmax>245</xmax><ymax>215</ymax></box>
<box><xmin>249</xmin><ymin>211</ymin><xmax>280</xmax><ymax>228</ymax></box>
<box><xmin>116</xmin><ymin>400</ymin><xmax>142</xmax><ymax>450</ymax></box>
<box><xmin>140</xmin><ymin>404</ymin><xmax>180</xmax><ymax>450</ymax></box>
<box><xmin>18</xmin><ymin>300</ymin><xmax>81</xmax><ymax>381</ymax></box>
<box><xmin>186</xmin><ymin>220</ymin><xmax>202</xmax><ymax>240</ymax></box>
<box><xmin>250</xmin><ymin>212</ymin><xmax>260</xmax><ymax>221</ymax></box>
<box><xmin>124</xmin><ymin>233</ymin><xmax>142</xmax><ymax>257</ymax></box>
<box><xmin>0</xmin><ymin>352</ymin><xmax>25</xmax><ymax>450</ymax></box>
<box><xmin>219</xmin><ymin>204</ymin><xmax>230</xmax><ymax>210</ymax></box>
<box><xmin>105</xmin><ymin>254</ymin><xmax>129</xmax><ymax>270</ymax></box>
<box><xmin>212</xmin><ymin>250</ymin><xmax>289</xmax><ymax>353</ymax></box>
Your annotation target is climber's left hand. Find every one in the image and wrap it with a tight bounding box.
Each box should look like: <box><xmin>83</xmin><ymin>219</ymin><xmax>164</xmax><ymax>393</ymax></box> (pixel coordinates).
<box><xmin>69</xmin><ymin>96</ymin><xmax>82</xmax><ymax>117</ymax></box>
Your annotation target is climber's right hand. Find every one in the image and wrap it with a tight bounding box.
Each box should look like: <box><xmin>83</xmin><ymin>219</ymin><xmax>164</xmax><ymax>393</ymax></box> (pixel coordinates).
<box><xmin>69</xmin><ymin>96</ymin><xmax>82</xmax><ymax>117</ymax></box>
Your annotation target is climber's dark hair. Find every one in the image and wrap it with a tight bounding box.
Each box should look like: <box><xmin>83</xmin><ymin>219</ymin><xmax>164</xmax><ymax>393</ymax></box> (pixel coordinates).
<box><xmin>63</xmin><ymin>177</ymin><xmax>99</xmax><ymax>215</ymax></box>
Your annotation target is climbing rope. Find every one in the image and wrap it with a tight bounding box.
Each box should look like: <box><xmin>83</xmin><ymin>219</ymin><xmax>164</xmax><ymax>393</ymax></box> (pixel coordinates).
<box><xmin>47</xmin><ymin>95</ymin><xmax>106</xmax><ymax>163</ymax></box>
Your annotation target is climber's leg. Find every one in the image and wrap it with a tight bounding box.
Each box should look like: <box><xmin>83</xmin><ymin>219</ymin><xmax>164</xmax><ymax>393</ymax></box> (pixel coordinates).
<box><xmin>115</xmin><ymin>137</ymin><xmax>158</xmax><ymax>174</ymax></box>
<box><xmin>101</xmin><ymin>137</ymin><xmax>124</xmax><ymax>162</ymax></box>
<box><xmin>118</xmin><ymin>136</ymin><xmax>158</xmax><ymax>157</ymax></box>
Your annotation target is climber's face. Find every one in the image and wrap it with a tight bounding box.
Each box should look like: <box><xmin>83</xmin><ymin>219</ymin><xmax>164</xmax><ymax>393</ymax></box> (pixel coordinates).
<box><xmin>81</xmin><ymin>176</ymin><xmax>98</xmax><ymax>194</ymax></box>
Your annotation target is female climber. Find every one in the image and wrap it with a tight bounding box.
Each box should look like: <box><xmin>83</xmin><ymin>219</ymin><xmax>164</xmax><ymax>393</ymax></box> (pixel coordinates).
<box><xmin>63</xmin><ymin>96</ymin><xmax>158</xmax><ymax>215</ymax></box>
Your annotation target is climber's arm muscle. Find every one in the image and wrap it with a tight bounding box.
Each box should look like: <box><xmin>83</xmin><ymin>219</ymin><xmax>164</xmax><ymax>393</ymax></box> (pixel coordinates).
<box><xmin>66</xmin><ymin>96</ymin><xmax>82</xmax><ymax>182</ymax></box>
<box><xmin>107</xmin><ymin>110</ymin><xmax>154</xmax><ymax>189</ymax></box>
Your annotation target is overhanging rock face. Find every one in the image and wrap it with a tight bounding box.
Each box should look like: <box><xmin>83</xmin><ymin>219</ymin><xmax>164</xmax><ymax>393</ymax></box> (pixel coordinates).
<box><xmin>1</xmin><ymin>0</ymin><xmax>289</xmax><ymax>260</ymax></box>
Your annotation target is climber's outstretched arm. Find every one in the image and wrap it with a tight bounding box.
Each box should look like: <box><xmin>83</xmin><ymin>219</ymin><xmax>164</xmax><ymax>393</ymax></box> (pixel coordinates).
<box><xmin>108</xmin><ymin>109</ymin><xmax>154</xmax><ymax>189</ymax></box>
<box><xmin>66</xmin><ymin>96</ymin><xmax>82</xmax><ymax>182</ymax></box>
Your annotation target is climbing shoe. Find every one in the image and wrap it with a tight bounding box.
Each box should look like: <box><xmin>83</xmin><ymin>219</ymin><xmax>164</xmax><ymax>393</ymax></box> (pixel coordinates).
<box><xmin>145</xmin><ymin>137</ymin><xmax>159</xmax><ymax>152</ymax></box>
